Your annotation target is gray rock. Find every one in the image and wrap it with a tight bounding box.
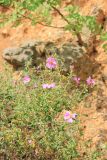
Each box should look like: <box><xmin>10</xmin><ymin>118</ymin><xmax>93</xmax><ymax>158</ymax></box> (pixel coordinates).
<box><xmin>20</xmin><ymin>40</ymin><xmax>41</xmax><ymax>49</ymax></box>
<box><xmin>59</xmin><ymin>43</ymin><xmax>85</xmax><ymax>63</ymax></box>
<box><xmin>2</xmin><ymin>41</ymin><xmax>85</xmax><ymax>69</ymax></box>
<box><xmin>44</xmin><ymin>42</ymin><xmax>60</xmax><ymax>55</ymax></box>
<box><xmin>3</xmin><ymin>47</ymin><xmax>34</xmax><ymax>67</ymax></box>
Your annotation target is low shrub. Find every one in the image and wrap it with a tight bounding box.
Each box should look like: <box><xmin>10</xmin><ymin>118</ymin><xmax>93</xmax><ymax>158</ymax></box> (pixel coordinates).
<box><xmin>0</xmin><ymin>57</ymin><xmax>92</xmax><ymax>159</ymax></box>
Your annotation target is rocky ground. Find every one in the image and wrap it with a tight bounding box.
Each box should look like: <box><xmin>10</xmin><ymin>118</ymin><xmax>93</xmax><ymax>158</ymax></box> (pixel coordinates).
<box><xmin>0</xmin><ymin>0</ymin><xmax>107</xmax><ymax>158</ymax></box>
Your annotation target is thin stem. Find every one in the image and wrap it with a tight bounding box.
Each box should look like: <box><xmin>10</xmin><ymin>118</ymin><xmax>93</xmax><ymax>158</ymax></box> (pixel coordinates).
<box><xmin>51</xmin><ymin>6</ymin><xmax>84</xmax><ymax>46</ymax></box>
<box><xmin>51</xmin><ymin>6</ymin><xmax>70</xmax><ymax>24</ymax></box>
<box><xmin>8</xmin><ymin>5</ymin><xmax>84</xmax><ymax>46</ymax></box>
<box><xmin>18</xmin><ymin>12</ymin><xmax>65</xmax><ymax>29</ymax></box>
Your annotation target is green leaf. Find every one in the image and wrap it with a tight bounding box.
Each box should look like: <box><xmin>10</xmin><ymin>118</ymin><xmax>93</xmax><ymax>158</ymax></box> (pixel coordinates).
<box><xmin>102</xmin><ymin>43</ymin><xmax>107</xmax><ymax>52</ymax></box>
<box><xmin>0</xmin><ymin>0</ymin><xmax>12</xmax><ymax>6</ymax></box>
<box><xmin>101</xmin><ymin>33</ymin><xmax>107</xmax><ymax>41</ymax></box>
<box><xmin>22</xmin><ymin>0</ymin><xmax>45</xmax><ymax>11</ymax></box>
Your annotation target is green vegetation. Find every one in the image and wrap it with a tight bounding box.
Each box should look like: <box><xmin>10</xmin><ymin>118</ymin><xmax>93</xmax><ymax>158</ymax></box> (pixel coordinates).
<box><xmin>1</xmin><ymin>0</ymin><xmax>107</xmax><ymax>54</ymax></box>
<box><xmin>0</xmin><ymin>57</ymin><xmax>97</xmax><ymax>159</ymax></box>
<box><xmin>101</xmin><ymin>32</ymin><xmax>107</xmax><ymax>52</ymax></box>
<box><xmin>0</xmin><ymin>0</ymin><xmax>102</xmax><ymax>47</ymax></box>
<box><xmin>1</xmin><ymin>0</ymin><xmax>107</xmax><ymax>53</ymax></box>
<box><xmin>0</xmin><ymin>0</ymin><xmax>12</xmax><ymax>6</ymax></box>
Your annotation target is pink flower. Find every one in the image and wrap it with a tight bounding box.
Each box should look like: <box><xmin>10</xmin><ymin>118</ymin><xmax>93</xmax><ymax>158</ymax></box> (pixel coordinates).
<box><xmin>72</xmin><ymin>113</ymin><xmax>77</xmax><ymax>119</ymax></box>
<box><xmin>42</xmin><ymin>83</ymin><xmax>56</xmax><ymax>89</ymax></box>
<box><xmin>86</xmin><ymin>76</ymin><xmax>95</xmax><ymax>86</ymax></box>
<box><xmin>67</xmin><ymin>118</ymin><xmax>73</xmax><ymax>123</ymax></box>
<box><xmin>42</xmin><ymin>84</ymin><xmax>49</xmax><ymax>89</ymax></box>
<box><xmin>49</xmin><ymin>83</ymin><xmax>55</xmax><ymax>88</ymax></box>
<box><xmin>64</xmin><ymin>111</ymin><xmax>77</xmax><ymax>124</ymax></box>
<box><xmin>46</xmin><ymin>57</ymin><xmax>57</xmax><ymax>69</ymax></box>
<box><xmin>28</xmin><ymin>139</ymin><xmax>32</xmax><ymax>144</ymax></box>
<box><xmin>64</xmin><ymin>111</ymin><xmax>71</xmax><ymax>120</ymax></box>
<box><xmin>73</xmin><ymin>77</ymin><xmax>80</xmax><ymax>85</ymax></box>
<box><xmin>23</xmin><ymin>76</ymin><xmax>31</xmax><ymax>84</ymax></box>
